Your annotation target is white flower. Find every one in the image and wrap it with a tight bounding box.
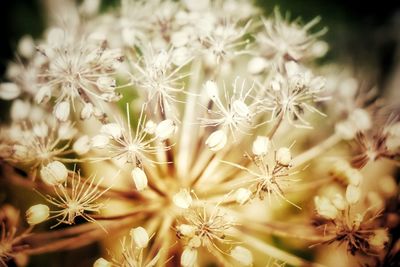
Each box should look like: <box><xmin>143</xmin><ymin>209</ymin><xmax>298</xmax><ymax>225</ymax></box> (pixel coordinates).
<box><xmin>276</xmin><ymin>147</ymin><xmax>291</xmax><ymax>166</ymax></box>
<box><xmin>58</xmin><ymin>122</ymin><xmax>77</xmax><ymax>140</ymax></box>
<box><xmin>91</xmin><ymin>135</ymin><xmax>110</xmax><ymax>149</ymax></box>
<box><xmin>205</xmin><ymin>130</ymin><xmax>227</xmax><ymax>151</ymax></box>
<box><xmin>314</xmin><ymin>196</ymin><xmax>338</xmax><ymax>220</ymax></box>
<box><xmin>53</xmin><ymin>101</ymin><xmax>70</xmax><ymax>122</ymax></box>
<box><xmin>181</xmin><ymin>248</ymin><xmax>197</xmax><ymax>267</ymax></box>
<box><xmin>100</xmin><ymin>123</ymin><xmax>123</xmax><ymax>139</ymax></box>
<box><xmin>331</xmin><ymin>194</ymin><xmax>346</xmax><ymax>211</ymax></box>
<box><xmin>156</xmin><ymin>119</ymin><xmax>176</xmax><ymax>141</ymax></box>
<box><xmin>346</xmin><ymin>185</ymin><xmax>361</xmax><ymax>204</ymax></box>
<box><xmin>80</xmin><ymin>103</ymin><xmax>94</xmax><ymax>120</ymax></box>
<box><xmin>247</xmin><ymin>57</ymin><xmax>268</xmax><ymax>74</ymax></box>
<box><xmin>17</xmin><ymin>35</ymin><xmax>35</xmax><ymax>58</ymax></box>
<box><xmin>131</xmin><ymin>167</ymin><xmax>148</xmax><ymax>191</ymax></box>
<box><xmin>173</xmin><ymin>189</ymin><xmax>192</xmax><ymax>209</ymax></box>
<box><xmin>130</xmin><ymin>226</ymin><xmax>149</xmax><ymax>248</ymax></box>
<box><xmin>26</xmin><ymin>204</ymin><xmax>50</xmax><ymax>225</ymax></box>
<box><xmin>177</xmin><ymin>224</ymin><xmax>196</xmax><ymax>237</ymax></box>
<box><xmin>96</xmin><ymin>76</ymin><xmax>116</xmax><ymax>92</ymax></box>
<box><xmin>10</xmin><ymin>99</ymin><xmax>30</xmax><ymax>121</ymax></box>
<box><xmin>235</xmin><ymin>188</ymin><xmax>252</xmax><ymax>205</ymax></box>
<box><xmin>33</xmin><ymin>122</ymin><xmax>49</xmax><ymax>138</ymax></box>
<box><xmin>252</xmin><ymin>136</ymin><xmax>270</xmax><ymax>156</ymax></box>
<box><xmin>40</xmin><ymin>161</ymin><xmax>69</xmax><ymax>186</ymax></box>
<box><xmin>73</xmin><ymin>135</ymin><xmax>91</xmax><ymax>155</ymax></box>
<box><xmin>0</xmin><ymin>82</ymin><xmax>21</xmax><ymax>100</ymax></box>
<box><xmin>93</xmin><ymin>258</ymin><xmax>112</xmax><ymax>267</ymax></box>
<box><xmin>230</xmin><ymin>246</ymin><xmax>253</xmax><ymax>266</ymax></box>
<box><xmin>200</xmin><ymin>78</ymin><xmax>256</xmax><ymax>137</ymax></box>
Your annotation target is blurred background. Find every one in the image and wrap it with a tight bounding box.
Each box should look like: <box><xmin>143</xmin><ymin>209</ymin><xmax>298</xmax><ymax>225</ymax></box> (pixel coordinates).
<box><xmin>1</xmin><ymin>0</ymin><xmax>400</xmax><ymax>89</ymax></box>
<box><xmin>0</xmin><ymin>0</ymin><xmax>399</xmax><ymax>266</ymax></box>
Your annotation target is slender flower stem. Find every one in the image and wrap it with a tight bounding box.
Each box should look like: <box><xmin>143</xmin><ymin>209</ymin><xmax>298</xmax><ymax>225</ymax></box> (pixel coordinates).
<box><xmin>292</xmin><ymin>133</ymin><xmax>342</xmax><ymax>168</ymax></box>
<box><xmin>234</xmin><ymin>229</ymin><xmax>328</xmax><ymax>267</ymax></box>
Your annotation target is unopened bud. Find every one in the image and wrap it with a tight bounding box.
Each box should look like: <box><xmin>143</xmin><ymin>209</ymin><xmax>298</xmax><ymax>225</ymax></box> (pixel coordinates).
<box><xmin>346</xmin><ymin>185</ymin><xmax>361</xmax><ymax>204</ymax></box>
<box><xmin>100</xmin><ymin>123</ymin><xmax>123</xmax><ymax>139</ymax></box>
<box><xmin>235</xmin><ymin>188</ymin><xmax>252</xmax><ymax>205</ymax></box>
<box><xmin>252</xmin><ymin>136</ymin><xmax>270</xmax><ymax>156</ymax></box>
<box><xmin>156</xmin><ymin>119</ymin><xmax>176</xmax><ymax>141</ymax></box>
<box><xmin>96</xmin><ymin>76</ymin><xmax>116</xmax><ymax>92</ymax></box>
<box><xmin>232</xmin><ymin>100</ymin><xmax>250</xmax><ymax>118</ymax></box>
<box><xmin>230</xmin><ymin>246</ymin><xmax>253</xmax><ymax>266</ymax></box>
<box><xmin>40</xmin><ymin>161</ymin><xmax>68</xmax><ymax>186</ymax></box>
<box><xmin>93</xmin><ymin>258</ymin><xmax>112</xmax><ymax>267</ymax></box>
<box><xmin>130</xmin><ymin>226</ymin><xmax>149</xmax><ymax>248</ymax></box>
<box><xmin>0</xmin><ymin>82</ymin><xmax>21</xmax><ymax>100</ymax></box>
<box><xmin>205</xmin><ymin>130</ymin><xmax>227</xmax><ymax>152</ymax></box>
<box><xmin>26</xmin><ymin>204</ymin><xmax>50</xmax><ymax>225</ymax></box>
<box><xmin>131</xmin><ymin>167</ymin><xmax>148</xmax><ymax>191</ymax></box>
<box><xmin>276</xmin><ymin>147</ymin><xmax>291</xmax><ymax>166</ymax></box>
<box><xmin>181</xmin><ymin>248</ymin><xmax>197</xmax><ymax>267</ymax></box>
<box><xmin>173</xmin><ymin>189</ymin><xmax>192</xmax><ymax>209</ymax></box>
<box><xmin>73</xmin><ymin>135</ymin><xmax>91</xmax><ymax>155</ymax></box>
<box><xmin>80</xmin><ymin>103</ymin><xmax>94</xmax><ymax>120</ymax></box>
<box><xmin>91</xmin><ymin>135</ymin><xmax>110</xmax><ymax>148</ymax></box>
<box><xmin>314</xmin><ymin>196</ymin><xmax>338</xmax><ymax>220</ymax></box>
<box><xmin>54</xmin><ymin>101</ymin><xmax>70</xmax><ymax>122</ymax></box>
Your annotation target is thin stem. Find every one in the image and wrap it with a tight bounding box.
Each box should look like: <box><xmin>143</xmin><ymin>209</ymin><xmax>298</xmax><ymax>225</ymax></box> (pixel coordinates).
<box><xmin>292</xmin><ymin>133</ymin><xmax>341</xmax><ymax>168</ymax></box>
<box><xmin>234</xmin><ymin>229</ymin><xmax>328</xmax><ymax>267</ymax></box>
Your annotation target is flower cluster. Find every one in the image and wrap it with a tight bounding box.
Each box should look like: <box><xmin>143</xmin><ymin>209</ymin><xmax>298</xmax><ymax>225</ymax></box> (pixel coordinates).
<box><xmin>0</xmin><ymin>0</ymin><xmax>398</xmax><ymax>267</ymax></box>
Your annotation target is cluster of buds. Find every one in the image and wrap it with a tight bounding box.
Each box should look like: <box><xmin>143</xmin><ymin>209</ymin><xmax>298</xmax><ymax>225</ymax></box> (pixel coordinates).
<box><xmin>0</xmin><ymin>0</ymin><xmax>398</xmax><ymax>266</ymax></box>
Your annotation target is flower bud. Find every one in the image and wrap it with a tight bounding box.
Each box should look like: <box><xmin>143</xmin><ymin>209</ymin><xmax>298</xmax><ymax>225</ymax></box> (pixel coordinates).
<box><xmin>247</xmin><ymin>57</ymin><xmax>268</xmax><ymax>74</ymax></box>
<box><xmin>93</xmin><ymin>258</ymin><xmax>112</xmax><ymax>267</ymax></box>
<box><xmin>177</xmin><ymin>224</ymin><xmax>196</xmax><ymax>237</ymax></box>
<box><xmin>73</xmin><ymin>135</ymin><xmax>91</xmax><ymax>155</ymax></box>
<box><xmin>0</xmin><ymin>82</ymin><xmax>21</xmax><ymax>100</ymax></box>
<box><xmin>11</xmin><ymin>99</ymin><xmax>30</xmax><ymax>121</ymax></box>
<box><xmin>26</xmin><ymin>204</ymin><xmax>50</xmax><ymax>225</ymax></box>
<box><xmin>173</xmin><ymin>189</ymin><xmax>192</xmax><ymax>209</ymax></box>
<box><xmin>100</xmin><ymin>123</ymin><xmax>122</xmax><ymax>139</ymax></box>
<box><xmin>156</xmin><ymin>119</ymin><xmax>176</xmax><ymax>141</ymax></box>
<box><xmin>144</xmin><ymin>120</ymin><xmax>157</xmax><ymax>134</ymax></box>
<box><xmin>233</xmin><ymin>100</ymin><xmax>250</xmax><ymax>118</ymax></box>
<box><xmin>80</xmin><ymin>103</ymin><xmax>94</xmax><ymax>120</ymax></box>
<box><xmin>252</xmin><ymin>136</ymin><xmax>270</xmax><ymax>156</ymax></box>
<box><xmin>350</xmin><ymin>108</ymin><xmax>371</xmax><ymax>131</ymax></box>
<box><xmin>54</xmin><ymin>101</ymin><xmax>70</xmax><ymax>122</ymax></box>
<box><xmin>346</xmin><ymin>185</ymin><xmax>361</xmax><ymax>204</ymax></box>
<box><xmin>314</xmin><ymin>196</ymin><xmax>338</xmax><ymax>220</ymax></box>
<box><xmin>230</xmin><ymin>246</ymin><xmax>253</xmax><ymax>266</ymax></box>
<box><xmin>276</xmin><ymin>147</ymin><xmax>291</xmax><ymax>166</ymax></box>
<box><xmin>131</xmin><ymin>167</ymin><xmax>148</xmax><ymax>191</ymax></box>
<box><xmin>335</xmin><ymin>120</ymin><xmax>356</xmax><ymax>140</ymax></box>
<box><xmin>181</xmin><ymin>248</ymin><xmax>197</xmax><ymax>267</ymax></box>
<box><xmin>35</xmin><ymin>86</ymin><xmax>52</xmax><ymax>104</ymax></box>
<box><xmin>205</xmin><ymin>80</ymin><xmax>219</xmax><ymax>100</ymax></box>
<box><xmin>205</xmin><ymin>130</ymin><xmax>227</xmax><ymax>152</ymax></box>
<box><xmin>96</xmin><ymin>76</ymin><xmax>116</xmax><ymax>92</ymax></box>
<box><xmin>33</xmin><ymin>122</ymin><xmax>49</xmax><ymax>138</ymax></box>
<box><xmin>344</xmin><ymin>168</ymin><xmax>362</xmax><ymax>186</ymax></box>
<box><xmin>235</xmin><ymin>188</ymin><xmax>251</xmax><ymax>205</ymax></box>
<box><xmin>91</xmin><ymin>135</ymin><xmax>110</xmax><ymax>148</ymax></box>
<box><xmin>331</xmin><ymin>194</ymin><xmax>346</xmax><ymax>211</ymax></box>
<box><xmin>58</xmin><ymin>122</ymin><xmax>77</xmax><ymax>140</ymax></box>
<box><xmin>130</xmin><ymin>226</ymin><xmax>149</xmax><ymax>248</ymax></box>
<box><xmin>40</xmin><ymin>161</ymin><xmax>68</xmax><ymax>186</ymax></box>
<box><xmin>188</xmin><ymin>236</ymin><xmax>201</xmax><ymax>249</ymax></box>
